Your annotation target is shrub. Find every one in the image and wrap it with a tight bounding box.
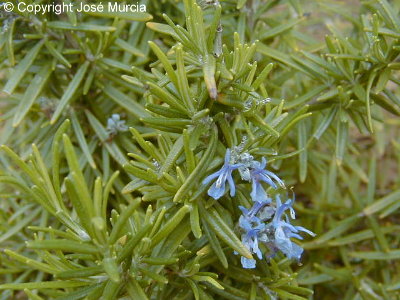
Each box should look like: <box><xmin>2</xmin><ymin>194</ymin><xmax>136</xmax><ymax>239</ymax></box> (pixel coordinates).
<box><xmin>1</xmin><ymin>0</ymin><xmax>400</xmax><ymax>299</ymax></box>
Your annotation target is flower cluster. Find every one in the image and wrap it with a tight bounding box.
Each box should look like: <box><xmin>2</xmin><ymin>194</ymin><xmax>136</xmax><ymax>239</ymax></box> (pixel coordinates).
<box><xmin>202</xmin><ymin>149</ymin><xmax>242</xmax><ymax>199</ymax></box>
<box><xmin>106</xmin><ymin>114</ymin><xmax>128</xmax><ymax>136</ymax></box>
<box><xmin>238</xmin><ymin>195</ymin><xmax>315</xmax><ymax>268</ymax></box>
<box><xmin>203</xmin><ymin>148</ymin><xmax>315</xmax><ymax>268</ymax></box>
<box><xmin>202</xmin><ymin>149</ymin><xmax>284</xmax><ymax>201</ymax></box>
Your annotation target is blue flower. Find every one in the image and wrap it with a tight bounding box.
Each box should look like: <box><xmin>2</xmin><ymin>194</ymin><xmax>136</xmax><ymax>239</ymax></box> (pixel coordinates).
<box><xmin>236</xmin><ymin>194</ymin><xmax>315</xmax><ymax>269</ymax></box>
<box><xmin>106</xmin><ymin>114</ymin><xmax>128</xmax><ymax>135</ymax></box>
<box><xmin>250</xmin><ymin>158</ymin><xmax>285</xmax><ymax>202</ymax></box>
<box><xmin>237</xmin><ymin>205</ymin><xmax>267</xmax><ymax>268</ymax></box>
<box><xmin>202</xmin><ymin>149</ymin><xmax>242</xmax><ymax>199</ymax></box>
<box><xmin>271</xmin><ymin>196</ymin><xmax>315</xmax><ymax>260</ymax></box>
<box><xmin>240</xmin><ymin>200</ymin><xmax>272</xmax><ymax>219</ymax></box>
<box><xmin>241</xmin><ymin>256</ymin><xmax>256</xmax><ymax>269</ymax></box>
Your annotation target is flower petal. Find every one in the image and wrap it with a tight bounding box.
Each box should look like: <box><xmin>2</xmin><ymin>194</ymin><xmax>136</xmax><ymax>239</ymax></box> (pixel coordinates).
<box><xmin>263</xmin><ymin>170</ymin><xmax>285</xmax><ymax>187</ymax></box>
<box><xmin>259</xmin><ymin>173</ymin><xmax>278</xmax><ymax>189</ymax></box>
<box><xmin>295</xmin><ymin>226</ymin><xmax>316</xmax><ymax>237</ymax></box>
<box><xmin>203</xmin><ymin>168</ymin><xmax>224</xmax><ymax>185</ymax></box>
<box><xmin>227</xmin><ymin>174</ymin><xmax>236</xmax><ymax>196</ymax></box>
<box><xmin>207</xmin><ymin>181</ymin><xmax>225</xmax><ymax>199</ymax></box>
<box><xmin>241</xmin><ymin>256</ymin><xmax>256</xmax><ymax>269</ymax></box>
<box><xmin>224</xmin><ymin>148</ymin><xmax>231</xmax><ymax>165</ymax></box>
<box><xmin>251</xmin><ymin>180</ymin><xmax>270</xmax><ymax>202</ymax></box>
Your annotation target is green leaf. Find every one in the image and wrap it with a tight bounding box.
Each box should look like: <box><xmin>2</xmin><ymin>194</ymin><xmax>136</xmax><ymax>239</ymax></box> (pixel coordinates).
<box><xmin>51</xmin><ymin>61</ymin><xmax>90</xmax><ymax>124</ymax></box>
<box><xmin>158</xmin><ymin>136</ymin><xmax>184</xmax><ymax>179</ymax></box>
<box><xmin>3</xmin><ymin>40</ymin><xmax>44</xmax><ymax>95</ymax></box>
<box><xmin>335</xmin><ymin>119</ymin><xmax>348</xmax><ymax>165</ymax></box>
<box><xmin>203</xmin><ymin>55</ymin><xmax>217</xmax><ymax>99</ymax></box>
<box><xmin>303</xmin><ymin>215</ymin><xmax>360</xmax><ymax>249</ymax></box>
<box><xmin>202</xmin><ymin>219</ymin><xmax>228</xmax><ymax>268</ymax></box>
<box><xmin>146</xmin><ymin>22</ymin><xmax>178</xmax><ymax>39</ymax></box>
<box><xmin>4</xmin><ymin>250</ymin><xmax>57</xmax><ymax>274</ymax></box>
<box><xmin>127</xmin><ymin>279</ymin><xmax>149</xmax><ymax>300</ymax></box>
<box><xmin>151</xmin><ymin>205</ymin><xmax>191</xmax><ymax>246</ymax></box>
<box><xmin>375</xmin><ymin>68</ymin><xmax>391</xmax><ymax>93</ymax></box>
<box><xmin>103</xmin><ymin>84</ymin><xmax>149</xmax><ymax>119</ymax></box>
<box><xmin>329</xmin><ymin>226</ymin><xmax>400</xmax><ymax>246</ymax></box>
<box><xmin>248</xmin><ymin>115</ymin><xmax>280</xmax><ymax>138</ymax></box>
<box><xmin>47</xmin><ymin>21</ymin><xmax>116</xmax><ymax>32</ymax></box>
<box><xmin>147</xmin><ymin>81</ymin><xmax>188</xmax><ymax>113</ymax></box>
<box><xmin>186</xmin><ymin>279</ymin><xmax>200</xmax><ymax>300</ymax></box>
<box><xmin>259</xmin><ymin>17</ymin><xmax>304</xmax><ymax>40</ymax></box>
<box><xmin>27</xmin><ymin>240</ymin><xmax>99</xmax><ymax>254</ymax></box>
<box><xmin>12</xmin><ymin>63</ymin><xmax>53</xmax><ymax>127</ymax></box>
<box><xmin>200</xmin><ymin>203</ymin><xmax>252</xmax><ymax>259</ymax></box>
<box><xmin>285</xmin><ymin>85</ymin><xmax>328</xmax><ymax>110</ymax></box>
<box><xmin>5</xmin><ymin>18</ymin><xmax>16</xmax><ymax>66</ymax></box>
<box><xmin>190</xmin><ymin>201</ymin><xmax>202</xmax><ymax>239</ymax></box>
<box><xmin>100</xmin><ymin>58</ymin><xmax>133</xmax><ymax>73</ymax></box>
<box><xmin>272</xmin><ymin>288</ymin><xmax>308</xmax><ymax>300</ymax></box>
<box><xmin>173</xmin><ymin>126</ymin><xmax>217</xmax><ymax>202</ymax></box>
<box><xmin>0</xmin><ymin>207</ymin><xmax>41</xmax><ymax>244</ymax></box>
<box><xmin>51</xmin><ymin>284</ymin><xmax>101</xmax><ymax>300</ymax></box>
<box><xmin>63</xmin><ymin>134</ymin><xmax>95</xmax><ymax>219</ymax></box>
<box><xmin>141</xmin><ymin>257</ymin><xmax>178</xmax><ymax>265</ymax></box>
<box><xmin>102</xmin><ymin>281</ymin><xmax>121</xmax><ymax>299</ymax></box>
<box><xmin>257</xmin><ymin>44</ymin><xmax>305</xmax><ymax>74</ymax></box>
<box><xmin>175</xmin><ymin>45</ymin><xmax>195</xmax><ymax>112</ymax></box>
<box><xmin>192</xmin><ymin>275</ymin><xmax>224</xmax><ymax>290</ymax></box>
<box><xmin>108</xmin><ymin>199</ymin><xmax>141</xmax><ymax>244</ymax></box>
<box><xmin>148</xmin><ymin>41</ymin><xmax>179</xmax><ymax>90</ymax></box>
<box><xmin>141</xmin><ymin>117</ymin><xmax>191</xmax><ymax>128</ymax></box>
<box><xmin>138</xmin><ymin>267</ymin><xmax>169</xmax><ymax>284</ymax></box>
<box><xmin>376</xmin><ymin>0</ymin><xmax>400</xmax><ymax>31</ymax></box>
<box><xmin>298</xmin><ymin>122</ymin><xmax>308</xmax><ymax>183</ymax></box>
<box><xmin>363</xmin><ymin>189</ymin><xmax>400</xmax><ymax>216</ymax></box>
<box><xmin>44</xmin><ymin>41</ymin><xmax>71</xmax><ymax>68</ymax></box>
<box><xmin>57</xmin><ymin>267</ymin><xmax>103</xmax><ymax>279</ymax></box>
<box><xmin>85</xmin><ymin>111</ymin><xmax>128</xmax><ymax>166</ymax></box>
<box><xmin>102</xmin><ymin>257</ymin><xmax>120</xmax><ymax>283</ymax></box>
<box><xmin>349</xmin><ymin>250</ymin><xmax>400</xmax><ymax>260</ymax></box>
<box><xmin>252</xmin><ymin>63</ymin><xmax>273</xmax><ymax>90</ymax></box>
<box><xmin>70</xmin><ymin>111</ymin><xmax>96</xmax><ymax>169</ymax></box>
<box><xmin>118</xmin><ymin>224</ymin><xmax>152</xmax><ymax>262</ymax></box>
<box><xmin>0</xmin><ymin>281</ymin><xmax>89</xmax><ymax>290</ymax></box>
<box><xmin>23</xmin><ymin>289</ymin><xmax>45</xmax><ymax>300</ymax></box>
<box><xmin>313</xmin><ymin>106</ymin><xmax>338</xmax><ymax>139</ymax></box>
<box><xmin>237</xmin><ymin>0</ymin><xmax>247</xmax><ymax>9</ymax></box>
<box><xmin>51</xmin><ymin>119</ymin><xmax>71</xmax><ymax>201</ymax></box>
<box><xmin>365</xmin><ymin>71</ymin><xmax>377</xmax><ymax>132</ymax></box>
<box><xmin>115</xmin><ymin>38</ymin><xmax>145</xmax><ymax>57</ymax></box>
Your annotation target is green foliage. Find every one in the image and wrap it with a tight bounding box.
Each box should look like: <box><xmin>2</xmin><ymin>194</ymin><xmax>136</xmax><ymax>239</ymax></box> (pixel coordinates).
<box><xmin>1</xmin><ymin>0</ymin><xmax>400</xmax><ymax>299</ymax></box>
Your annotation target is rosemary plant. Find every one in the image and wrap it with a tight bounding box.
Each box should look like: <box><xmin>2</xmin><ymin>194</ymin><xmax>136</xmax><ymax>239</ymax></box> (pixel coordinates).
<box><xmin>1</xmin><ymin>0</ymin><xmax>400</xmax><ymax>299</ymax></box>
